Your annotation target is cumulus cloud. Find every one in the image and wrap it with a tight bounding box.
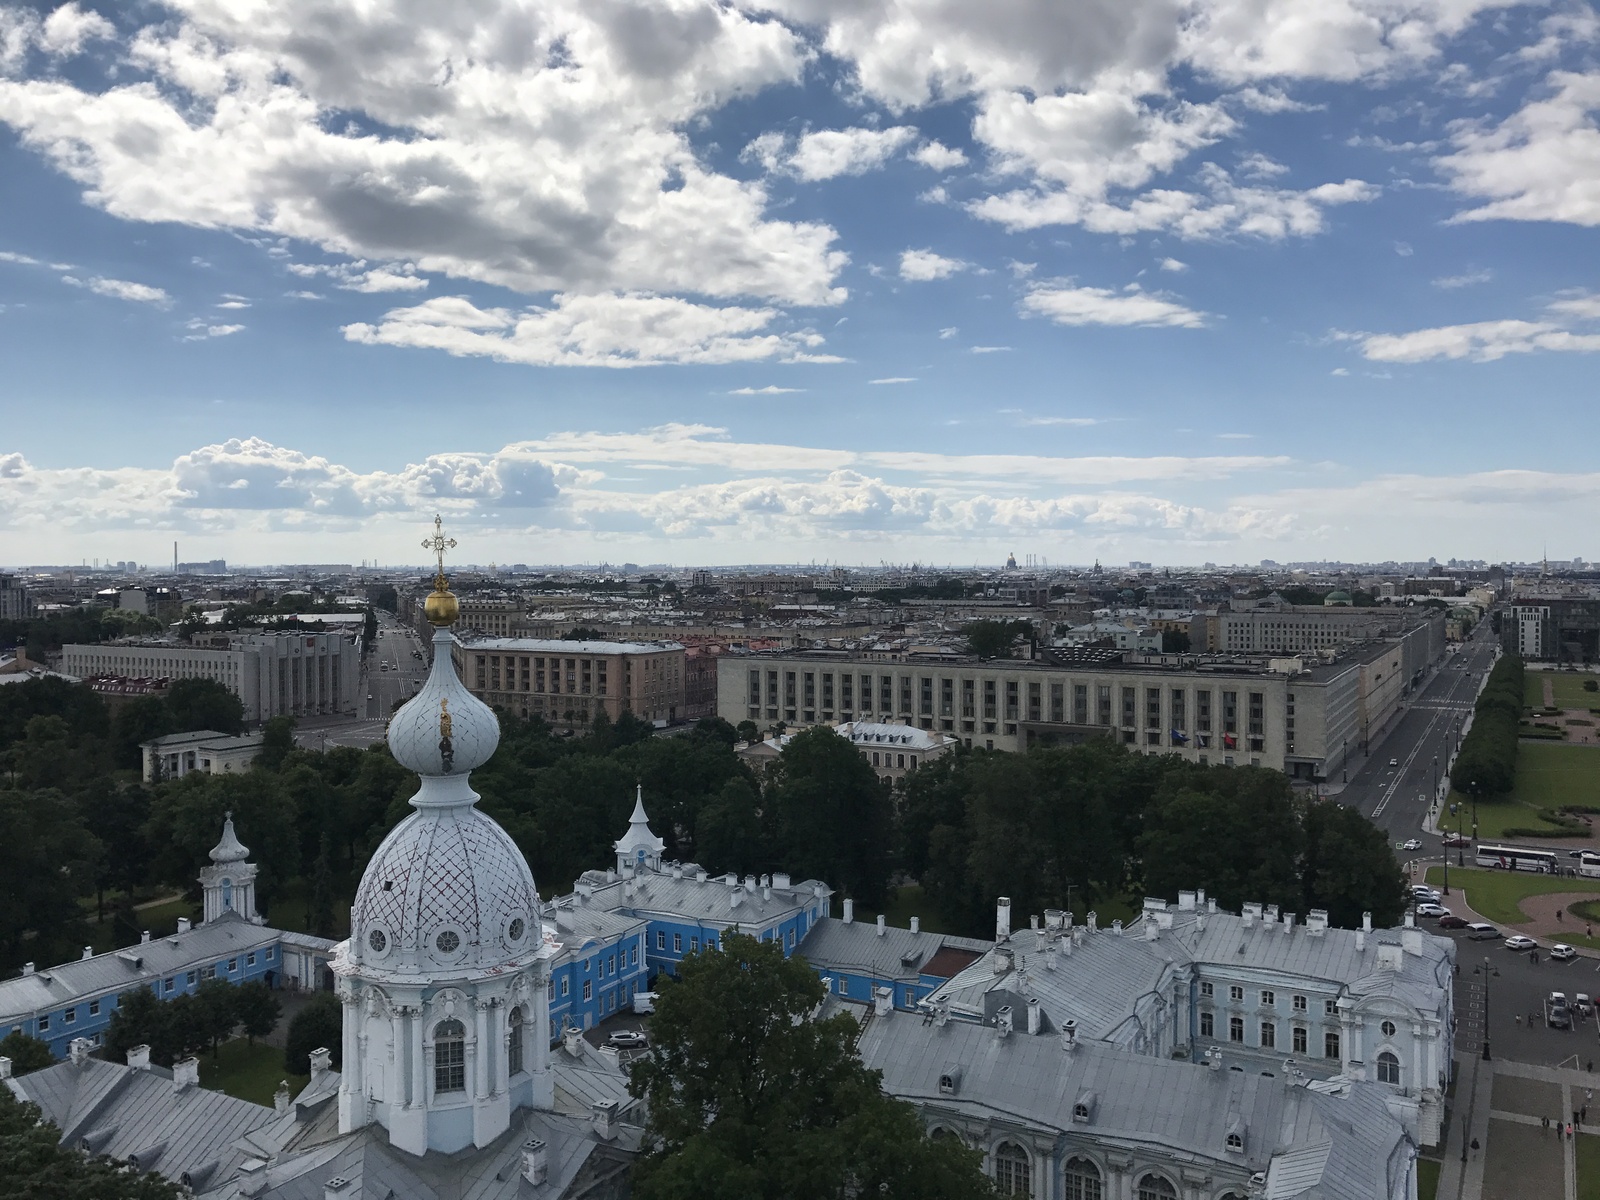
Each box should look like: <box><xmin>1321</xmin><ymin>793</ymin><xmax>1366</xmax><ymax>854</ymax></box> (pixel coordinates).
<box><xmin>1159</xmin><ymin>257</ymin><xmax>1188</xmax><ymax>271</ymax></box>
<box><xmin>288</xmin><ymin>261</ymin><xmax>428</xmax><ymax>293</ymax></box>
<box><xmin>779</xmin><ymin>125</ymin><xmax>920</xmax><ymax>181</ymax></box>
<box><xmin>899</xmin><ymin>248</ymin><xmax>967</xmax><ymax>281</ymax></box>
<box><xmin>1438</xmin><ymin>70</ymin><xmax>1600</xmax><ymax>227</ymax></box>
<box><xmin>183</xmin><ymin>319</ymin><xmax>245</xmax><ymax>340</ymax></box>
<box><xmin>1023</xmin><ymin>282</ymin><xmax>1206</xmax><ymax>328</ymax></box>
<box><xmin>37</xmin><ymin>3</ymin><xmax>116</xmax><ymax>57</ymax></box>
<box><xmin>343</xmin><ymin>293</ymin><xmax>840</xmax><ymax>368</ymax></box>
<box><xmin>62</xmin><ymin>274</ymin><xmax>171</xmax><ymax>306</ymax></box>
<box><xmin>1360</xmin><ymin>319</ymin><xmax>1600</xmax><ymax>362</ymax></box>
<box><xmin>910</xmin><ymin>140</ymin><xmax>968</xmax><ymax>170</ymax></box>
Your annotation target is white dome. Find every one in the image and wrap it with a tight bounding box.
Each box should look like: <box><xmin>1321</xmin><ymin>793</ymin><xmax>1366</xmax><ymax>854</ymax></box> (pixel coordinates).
<box><xmin>349</xmin><ymin>805</ymin><xmax>541</xmax><ymax>978</ymax></box>
<box><xmin>386</xmin><ymin>628</ymin><xmax>499</xmax><ymax>779</ymax></box>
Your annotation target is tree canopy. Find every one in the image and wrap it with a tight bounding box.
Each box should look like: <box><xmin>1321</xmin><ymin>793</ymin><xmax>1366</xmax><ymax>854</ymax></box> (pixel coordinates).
<box><xmin>629</xmin><ymin>931</ymin><xmax>995</xmax><ymax>1200</ymax></box>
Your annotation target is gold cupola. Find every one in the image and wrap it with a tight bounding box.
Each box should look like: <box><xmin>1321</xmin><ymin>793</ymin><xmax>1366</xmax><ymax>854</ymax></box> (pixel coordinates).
<box><xmin>421</xmin><ymin>513</ymin><xmax>460</xmax><ymax>627</ymax></box>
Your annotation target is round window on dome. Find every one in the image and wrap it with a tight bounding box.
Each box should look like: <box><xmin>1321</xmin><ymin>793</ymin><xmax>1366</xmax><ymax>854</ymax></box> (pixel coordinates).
<box><xmin>368</xmin><ymin>929</ymin><xmax>388</xmax><ymax>954</ymax></box>
<box><xmin>507</xmin><ymin>917</ymin><xmax>526</xmax><ymax>944</ymax></box>
<box><xmin>436</xmin><ymin>930</ymin><xmax>461</xmax><ymax>954</ymax></box>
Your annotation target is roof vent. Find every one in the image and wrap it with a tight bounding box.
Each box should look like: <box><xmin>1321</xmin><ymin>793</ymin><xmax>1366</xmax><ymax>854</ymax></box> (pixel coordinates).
<box><xmin>996</xmin><ymin>1006</ymin><xmax>1013</xmax><ymax>1038</ymax></box>
<box><xmin>325</xmin><ymin>1176</ymin><xmax>352</xmax><ymax>1200</ymax></box>
<box><xmin>522</xmin><ymin>1139</ymin><xmax>548</xmax><ymax>1185</ymax></box>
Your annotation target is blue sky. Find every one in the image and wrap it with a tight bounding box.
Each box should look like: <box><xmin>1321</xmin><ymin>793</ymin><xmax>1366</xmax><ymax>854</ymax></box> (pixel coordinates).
<box><xmin>1</xmin><ymin>0</ymin><xmax>1597</xmax><ymax>567</ymax></box>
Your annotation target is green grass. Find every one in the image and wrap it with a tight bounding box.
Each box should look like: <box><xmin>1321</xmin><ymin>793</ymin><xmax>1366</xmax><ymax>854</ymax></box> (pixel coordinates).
<box><xmin>1417</xmin><ymin>1157</ymin><xmax>1441</xmax><ymax>1200</ymax></box>
<box><xmin>84</xmin><ymin>896</ymin><xmax>200</xmax><ymax>954</ymax></box>
<box><xmin>879</xmin><ymin>885</ymin><xmax>951</xmax><ymax>934</ymax></box>
<box><xmin>1527</xmin><ymin>672</ymin><xmax>1600</xmax><ymax>711</ymax></box>
<box><xmin>1448</xmin><ymin>795</ymin><xmax>1575</xmax><ymax>839</ymax></box>
<box><xmin>1579</xmin><ymin>1133</ymin><xmax>1600</xmax><ymax>1200</ymax></box>
<box><xmin>1517</xmin><ymin>743</ymin><xmax>1600</xmax><ymax>810</ymax></box>
<box><xmin>1422</xmin><ymin>867</ymin><xmax>1600</xmax><ymax>925</ymax></box>
<box><xmin>197</xmin><ymin>1038</ymin><xmax>308</xmax><ymax>1108</ymax></box>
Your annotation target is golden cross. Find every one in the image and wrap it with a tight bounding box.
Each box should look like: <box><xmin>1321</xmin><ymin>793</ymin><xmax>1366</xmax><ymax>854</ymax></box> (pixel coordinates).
<box><xmin>422</xmin><ymin>514</ymin><xmax>457</xmax><ymax>588</ymax></box>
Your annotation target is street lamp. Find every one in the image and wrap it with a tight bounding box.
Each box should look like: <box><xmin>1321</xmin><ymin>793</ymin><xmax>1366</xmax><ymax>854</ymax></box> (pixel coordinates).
<box><xmin>1474</xmin><ymin>958</ymin><xmax>1500</xmax><ymax>1061</ymax></box>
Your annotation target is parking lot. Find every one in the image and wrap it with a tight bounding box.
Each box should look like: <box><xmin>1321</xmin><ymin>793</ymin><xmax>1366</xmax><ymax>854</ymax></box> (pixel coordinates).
<box><xmin>1441</xmin><ymin>924</ymin><xmax>1600</xmax><ymax>1067</ymax></box>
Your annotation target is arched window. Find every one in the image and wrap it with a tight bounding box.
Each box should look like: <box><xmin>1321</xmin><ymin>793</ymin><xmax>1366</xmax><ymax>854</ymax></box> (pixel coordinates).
<box><xmin>434</xmin><ymin>1019</ymin><xmax>466</xmax><ymax>1094</ymax></box>
<box><xmin>1063</xmin><ymin>1157</ymin><xmax>1103</xmax><ymax>1200</ymax></box>
<box><xmin>994</xmin><ymin>1142</ymin><xmax>1031</xmax><ymax>1197</ymax></box>
<box><xmin>1377</xmin><ymin>1050</ymin><xmax>1400</xmax><ymax>1085</ymax></box>
<box><xmin>1138</xmin><ymin>1174</ymin><xmax>1178</xmax><ymax>1200</ymax></box>
<box><xmin>221</xmin><ymin>878</ymin><xmax>233</xmax><ymax>910</ymax></box>
<box><xmin>931</xmin><ymin>1127</ymin><xmax>963</xmax><ymax>1146</ymax></box>
<box><xmin>508</xmin><ymin>1007</ymin><xmax>525</xmax><ymax>1077</ymax></box>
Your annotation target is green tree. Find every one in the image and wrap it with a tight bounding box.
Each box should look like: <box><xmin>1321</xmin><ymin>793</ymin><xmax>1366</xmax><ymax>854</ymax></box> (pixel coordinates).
<box><xmin>284</xmin><ymin>992</ymin><xmax>342</xmax><ymax>1076</ymax></box>
<box><xmin>259</xmin><ymin>716</ymin><xmax>297</xmax><ymax>771</ymax></box>
<box><xmin>735</xmin><ymin>720</ymin><xmax>760</xmax><ymax>744</ymax></box>
<box><xmin>307</xmin><ymin>833</ymin><xmax>336</xmax><ymax>937</ymax></box>
<box><xmin>193</xmin><ymin>978</ymin><xmax>239</xmax><ymax>1057</ymax></box>
<box><xmin>690</xmin><ymin>717</ymin><xmax>739</xmax><ymax>748</ymax></box>
<box><xmin>767</xmin><ymin>727</ymin><xmax>894</xmax><ymax>906</ymax></box>
<box><xmin>694</xmin><ymin>777</ymin><xmax>766</xmax><ymax>876</ymax></box>
<box><xmin>362</xmin><ymin>606</ymin><xmax>378</xmax><ymax>647</ymax></box>
<box><xmin>0</xmin><ymin>1030</ymin><xmax>56</xmax><ymax>1076</ymax></box>
<box><xmin>629</xmin><ymin>932</ymin><xmax>994</xmax><ymax>1200</ymax></box>
<box><xmin>234</xmin><ymin>981</ymin><xmax>282</xmax><ymax>1045</ymax></box>
<box><xmin>959</xmin><ymin>619</ymin><xmax>1034</xmax><ymax>660</ymax></box>
<box><xmin>1300</xmin><ymin>799</ymin><xmax>1407</xmax><ymax>929</ymax></box>
<box><xmin>163</xmin><ymin>677</ymin><xmax>245</xmax><ymax>736</ymax></box>
<box><xmin>0</xmin><ymin>786</ymin><xmax>98</xmax><ymax>974</ymax></box>
<box><xmin>111</xmin><ymin>696</ymin><xmax>174</xmax><ymax>769</ymax></box>
<box><xmin>0</xmin><ymin>1087</ymin><xmax>184</xmax><ymax>1200</ymax></box>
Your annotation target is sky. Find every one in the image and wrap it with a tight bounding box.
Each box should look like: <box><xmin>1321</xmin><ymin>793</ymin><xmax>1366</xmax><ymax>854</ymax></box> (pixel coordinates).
<box><xmin>0</xmin><ymin>0</ymin><xmax>1597</xmax><ymax>569</ymax></box>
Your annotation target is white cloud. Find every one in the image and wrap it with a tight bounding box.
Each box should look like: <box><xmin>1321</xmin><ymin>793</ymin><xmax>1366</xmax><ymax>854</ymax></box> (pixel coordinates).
<box><xmin>1228</xmin><ymin>86</ymin><xmax>1321</xmax><ymax>113</ymax></box>
<box><xmin>1330</xmin><ymin>367</ymin><xmax>1349</xmax><ymax>375</ymax></box>
<box><xmin>1238</xmin><ymin>151</ymin><xmax>1288</xmax><ymax>179</ymax></box>
<box><xmin>728</xmin><ymin>385</ymin><xmax>805</xmax><ymax>394</ymax></box>
<box><xmin>899</xmin><ymin>248</ymin><xmax>967</xmax><ymax>281</ymax></box>
<box><xmin>37</xmin><ymin>3</ymin><xmax>115</xmax><ymax>57</ymax></box>
<box><xmin>62</xmin><ymin>274</ymin><xmax>171</xmax><ymax>306</ymax></box>
<box><xmin>910</xmin><ymin>140</ymin><xmax>968</xmax><ymax>170</ymax></box>
<box><xmin>1216</xmin><ymin>432</ymin><xmax>1253</xmax><ymax>439</ymax></box>
<box><xmin>969</xmin><ymin>345</ymin><xmax>1012</xmax><ymax>353</ymax></box>
<box><xmin>1360</xmin><ymin>319</ymin><xmax>1600</xmax><ymax>363</ymax></box>
<box><xmin>184</xmin><ymin>320</ymin><xmax>245</xmax><ymax>340</ymax></box>
<box><xmin>1020</xmin><ymin>416</ymin><xmax>1101</xmax><ymax>426</ymax></box>
<box><xmin>1438</xmin><ymin>70</ymin><xmax>1600</xmax><ymax>227</ymax></box>
<box><xmin>938</xmin><ymin>326</ymin><xmax>959</xmax><ymax>339</ymax></box>
<box><xmin>343</xmin><ymin>293</ymin><xmax>840</xmax><ymax>368</ymax></box>
<box><xmin>1021</xmin><ymin>282</ymin><xmax>1206</xmax><ymax>328</ymax></box>
<box><xmin>1433</xmin><ymin>269</ymin><xmax>1493</xmax><ymax>289</ymax></box>
<box><xmin>0</xmin><ymin>1</ymin><xmax>846</xmax><ymax>312</ymax></box>
<box><xmin>285</xmin><ymin>290</ymin><xmax>324</xmax><ymax>300</ymax></box>
<box><xmin>748</xmin><ymin>125</ymin><xmax>919</xmax><ymax>181</ymax></box>
<box><xmin>1548</xmin><ymin>291</ymin><xmax>1600</xmax><ymax>320</ymax></box>
<box><xmin>288</xmin><ymin>261</ymin><xmax>428</xmax><ymax>293</ymax></box>
<box><xmin>869</xmin><ymin>376</ymin><xmax>917</xmax><ymax>384</ymax></box>
<box><xmin>1159</xmin><ymin>257</ymin><xmax>1188</xmax><ymax>272</ymax></box>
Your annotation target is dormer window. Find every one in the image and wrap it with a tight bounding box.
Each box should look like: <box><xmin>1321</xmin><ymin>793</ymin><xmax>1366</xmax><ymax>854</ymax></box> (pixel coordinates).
<box><xmin>938</xmin><ymin>1070</ymin><xmax>960</xmax><ymax>1096</ymax></box>
<box><xmin>1226</xmin><ymin>1132</ymin><xmax>1244</xmax><ymax>1152</ymax></box>
<box><xmin>1074</xmin><ymin>1103</ymin><xmax>1089</xmax><ymax>1120</ymax></box>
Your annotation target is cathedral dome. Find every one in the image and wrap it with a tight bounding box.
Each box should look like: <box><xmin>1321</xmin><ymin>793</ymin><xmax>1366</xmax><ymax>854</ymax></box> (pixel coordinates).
<box><xmin>386</xmin><ymin>628</ymin><xmax>500</xmax><ymax>780</ymax></box>
<box><xmin>349</xmin><ymin>804</ymin><xmax>541</xmax><ymax>978</ymax></box>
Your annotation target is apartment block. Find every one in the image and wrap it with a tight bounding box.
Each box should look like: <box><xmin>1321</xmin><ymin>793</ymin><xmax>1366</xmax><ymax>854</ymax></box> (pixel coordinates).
<box><xmin>454</xmin><ymin>637</ymin><xmax>686</xmax><ymax>725</ymax></box>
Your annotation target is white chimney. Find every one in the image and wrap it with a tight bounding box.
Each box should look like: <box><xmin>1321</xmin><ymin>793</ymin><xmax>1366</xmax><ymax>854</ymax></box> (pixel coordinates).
<box><xmin>1355</xmin><ymin>930</ymin><xmax>1366</xmax><ymax>952</ymax></box>
<box><xmin>140</xmin><ymin>931</ymin><xmax>151</xmax><ymax>944</ymax></box>
<box><xmin>1046</xmin><ymin>943</ymin><xmax>1058</xmax><ymax>971</ymax></box>
<box><xmin>1403</xmin><ymin>911</ymin><xmax>1415</xmax><ymax>929</ymax></box>
<box><xmin>773</xmin><ymin>872</ymin><xmax>791</xmax><ymax>889</ymax></box>
<box><xmin>996</xmin><ymin>1006</ymin><xmax>1013</xmax><ymax>1037</ymax></box>
<box><xmin>1061</xmin><ymin>1019</ymin><xmax>1078</xmax><ymax>1051</ymax></box>
<box><xmin>996</xmin><ymin>896</ymin><xmax>1012</xmax><ymax>942</ymax></box>
<box><xmin>1197</xmin><ymin>888</ymin><xmax>1207</xmax><ymax>910</ymax></box>
<box><xmin>671</xmin><ymin>864</ymin><xmax>683</xmax><ymax>880</ymax></box>
<box><xmin>1282</xmin><ymin>913</ymin><xmax>1295</xmax><ymax>935</ymax></box>
<box><xmin>69</xmin><ymin>1038</ymin><xmax>91</xmax><ymax>1066</ymax></box>
<box><xmin>563</xmin><ymin>1025</ymin><xmax>584</xmax><ymax>1057</ymax></box>
<box><xmin>763</xmin><ymin>884</ymin><xmax>771</xmax><ymax>902</ymax></box>
<box><xmin>173</xmin><ymin>1056</ymin><xmax>200</xmax><ymax>1091</ymax></box>
<box><xmin>873</xmin><ymin>987</ymin><xmax>893</xmax><ymax>1018</ymax></box>
<box><xmin>274</xmin><ymin>1081</ymin><xmax>291</xmax><ymax>1115</ymax></box>
<box><xmin>592</xmin><ymin>1100</ymin><xmax>619</xmax><ymax>1141</ymax></box>
<box><xmin>177</xmin><ymin>917</ymin><xmax>192</xmax><ymax>934</ymax></box>
<box><xmin>1144</xmin><ymin>917</ymin><xmax>1159</xmax><ymax>941</ymax></box>
<box><xmin>309</xmin><ymin>1047</ymin><xmax>332</xmax><ymax>1084</ymax></box>
<box><xmin>1402</xmin><ymin>925</ymin><xmax>1423</xmax><ymax>956</ymax></box>
<box><xmin>1306</xmin><ymin>910</ymin><xmax>1328</xmax><ymax>937</ymax></box>
<box><xmin>21</xmin><ymin>962</ymin><xmax>34</xmax><ymax>976</ymax></box>
<box><xmin>127</xmin><ymin>1044</ymin><xmax>151</xmax><ymax>1071</ymax></box>
<box><xmin>324</xmin><ymin>1177</ymin><xmax>352</xmax><ymax>1200</ymax></box>
<box><xmin>522</xmin><ymin>1139</ymin><xmax>548</xmax><ymax>1185</ymax></box>
<box><xmin>910</xmin><ymin>916</ymin><xmax>920</xmax><ymax>934</ymax></box>
<box><xmin>744</xmin><ymin>874</ymin><xmax>757</xmax><ymax>894</ymax></box>
<box><xmin>81</xmin><ymin>946</ymin><xmax>93</xmax><ymax>960</ymax></box>
<box><xmin>1086</xmin><ymin>911</ymin><xmax>1098</xmax><ymax>933</ymax></box>
<box><xmin>1178</xmin><ymin>890</ymin><xmax>1197</xmax><ymax>911</ymax></box>
<box><xmin>598</xmin><ymin>1045</ymin><xmax>621</xmax><ymax>1068</ymax></box>
<box><xmin>877</xmin><ymin>914</ymin><xmax>886</xmax><ymax>937</ymax></box>
<box><xmin>1207</xmin><ymin>896</ymin><xmax>1217</xmax><ymax>914</ymax></box>
<box><xmin>1362</xmin><ymin>912</ymin><xmax>1372</xmax><ymax>933</ymax></box>
<box><xmin>842</xmin><ymin>898</ymin><xmax>855</xmax><ymax>924</ymax></box>
<box><xmin>0</xmin><ymin>1057</ymin><xmax>11</xmax><ymax>1080</ymax></box>
<box><xmin>1027</xmin><ymin>997</ymin><xmax>1042</xmax><ymax>1035</ymax></box>
<box><xmin>1111</xmin><ymin>919</ymin><xmax>1123</xmax><ymax>936</ymax></box>
<box><xmin>236</xmin><ymin>1161</ymin><xmax>268</xmax><ymax>1197</ymax></box>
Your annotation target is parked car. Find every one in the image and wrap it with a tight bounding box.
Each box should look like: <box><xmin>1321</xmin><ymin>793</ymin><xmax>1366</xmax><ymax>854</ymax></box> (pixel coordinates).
<box><xmin>605</xmin><ymin>1031</ymin><xmax>649</xmax><ymax>1050</ymax></box>
<box><xmin>1438</xmin><ymin>915</ymin><xmax>1469</xmax><ymax>929</ymax></box>
<box><xmin>1466</xmin><ymin>923</ymin><xmax>1499</xmax><ymax>940</ymax></box>
<box><xmin>1549</xmin><ymin>1003</ymin><xmax>1573</xmax><ymax>1030</ymax></box>
<box><xmin>1401</xmin><ymin>839</ymin><xmax>1422</xmax><ymax>851</ymax></box>
<box><xmin>1506</xmin><ymin>935</ymin><xmax>1537</xmax><ymax>951</ymax></box>
<box><xmin>1415</xmin><ymin>903</ymin><xmax>1450</xmax><ymax>919</ymax></box>
<box><xmin>1411</xmin><ymin>884</ymin><xmax>1440</xmax><ymax>899</ymax></box>
<box><xmin>1575</xmin><ymin>993</ymin><xmax>1593</xmax><ymax>1017</ymax></box>
<box><xmin>1551</xmin><ymin>944</ymin><xmax>1578</xmax><ymax>961</ymax></box>
<box><xmin>1441</xmin><ymin>833</ymin><xmax>1469</xmax><ymax>847</ymax></box>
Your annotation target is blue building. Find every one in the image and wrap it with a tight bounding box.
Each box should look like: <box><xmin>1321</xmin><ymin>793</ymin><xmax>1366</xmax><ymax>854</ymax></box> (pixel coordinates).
<box><xmin>0</xmin><ymin>817</ymin><xmax>337</xmax><ymax>1060</ymax></box>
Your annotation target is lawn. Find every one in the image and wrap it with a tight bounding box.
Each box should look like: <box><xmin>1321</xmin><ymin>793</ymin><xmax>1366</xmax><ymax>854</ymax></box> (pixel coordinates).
<box><xmin>1517</xmin><ymin>743</ymin><xmax>1600</xmax><ymax>810</ymax></box>
<box><xmin>1446</xmin><ymin>796</ymin><xmax>1574</xmax><ymax>840</ymax></box>
<box><xmin>1526</xmin><ymin>672</ymin><xmax>1600</xmax><ymax>712</ymax></box>
<box><xmin>84</xmin><ymin>895</ymin><xmax>200</xmax><ymax>954</ymax></box>
<box><xmin>196</xmin><ymin>1037</ymin><xmax>308</xmax><ymax>1108</ymax></box>
<box><xmin>1416</xmin><ymin>1157</ymin><xmax>1441</xmax><ymax>1200</ymax></box>
<box><xmin>1421</xmin><ymin>867</ymin><xmax>1600</xmax><ymax>925</ymax></box>
<box><xmin>1579</xmin><ymin>1133</ymin><xmax>1600</xmax><ymax>1200</ymax></box>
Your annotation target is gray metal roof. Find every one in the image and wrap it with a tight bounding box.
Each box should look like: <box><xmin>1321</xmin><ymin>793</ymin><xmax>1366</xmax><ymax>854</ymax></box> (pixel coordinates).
<box><xmin>0</xmin><ymin>914</ymin><xmax>282</xmax><ymax>1023</ymax></box>
<box><xmin>545</xmin><ymin>903</ymin><xmax>646</xmax><ymax>965</ymax></box>
<box><xmin>581</xmin><ymin>866</ymin><xmax>829</xmax><ymax>931</ymax></box>
<box><xmin>857</xmin><ymin>1012</ymin><xmax>1408</xmax><ymax>1200</ymax></box>
<box><xmin>796</xmin><ymin>917</ymin><xmax>991</xmax><ymax>984</ymax></box>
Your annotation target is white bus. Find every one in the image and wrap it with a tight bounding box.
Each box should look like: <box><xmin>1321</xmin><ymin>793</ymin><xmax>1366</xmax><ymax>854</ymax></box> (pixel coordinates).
<box><xmin>1579</xmin><ymin>852</ymin><xmax>1600</xmax><ymax>880</ymax></box>
<box><xmin>1476</xmin><ymin>844</ymin><xmax>1557</xmax><ymax>873</ymax></box>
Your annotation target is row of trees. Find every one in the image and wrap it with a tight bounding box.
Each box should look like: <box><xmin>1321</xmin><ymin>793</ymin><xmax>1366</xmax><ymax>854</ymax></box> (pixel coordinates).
<box><xmin>1453</xmin><ymin>655</ymin><xmax>1524</xmax><ymax>798</ymax></box>
<box><xmin>0</xmin><ymin>606</ymin><xmax>161</xmax><ymax>660</ymax></box>
<box><xmin>103</xmin><ymin>978</ymin><xmax>280</xmax><ymax>1068</ymax></box>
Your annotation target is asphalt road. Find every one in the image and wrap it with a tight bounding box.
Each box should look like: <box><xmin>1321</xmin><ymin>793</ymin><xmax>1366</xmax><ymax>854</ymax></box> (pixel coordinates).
<box><xmin>363</xmin><ymin>613</ymin><xmax>429</xmax><ymax>720</ymax></box>
<box><xmin>1336</xmin><ymin>622</ymin><xmax>1501</xmax><ymax>853</ymax></box>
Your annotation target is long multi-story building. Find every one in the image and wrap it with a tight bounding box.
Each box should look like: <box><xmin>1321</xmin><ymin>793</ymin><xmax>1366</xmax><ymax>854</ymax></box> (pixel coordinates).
<box><xmin>718</xmin><ymin>619</ymin><xmax>1443</xmax><ymax>781</ymax></box>
<box><xmin>62</xmin><ymin>630</ymin><xmax>359</xmax><ymax>722</ymax></box>
<box><xmin>454</xmin><ymin>636</ymin><xmax>686</xmax><ymax>724</ymax></box>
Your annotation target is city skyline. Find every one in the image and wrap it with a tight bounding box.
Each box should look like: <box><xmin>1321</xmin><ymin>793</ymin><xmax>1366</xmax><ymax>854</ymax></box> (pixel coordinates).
<box><xmin>2</xmin><ymin>0</ymin><xmax>1598</xmax><ymax>565</ymax></box>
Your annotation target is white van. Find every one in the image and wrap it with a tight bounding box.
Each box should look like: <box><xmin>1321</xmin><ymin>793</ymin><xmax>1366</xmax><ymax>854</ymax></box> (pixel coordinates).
<box><xmin>1466</xmin><ymin>923</ymin><xmax>1499</xmax><ymax>940</ymax></box>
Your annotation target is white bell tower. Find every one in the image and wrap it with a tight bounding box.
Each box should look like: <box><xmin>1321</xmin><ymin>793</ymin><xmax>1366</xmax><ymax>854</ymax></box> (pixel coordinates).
<box><xmin>199</xmin><ymin>812</ymin><xmax>262</xmax><ymax>924</ymax></box>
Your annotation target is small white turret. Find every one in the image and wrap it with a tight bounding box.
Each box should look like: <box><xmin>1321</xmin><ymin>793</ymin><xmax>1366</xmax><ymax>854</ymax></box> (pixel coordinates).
<box><xmin>615</xmin><ymin>785</ymin><xmax>666</xmax><ymax>874</ymax></box>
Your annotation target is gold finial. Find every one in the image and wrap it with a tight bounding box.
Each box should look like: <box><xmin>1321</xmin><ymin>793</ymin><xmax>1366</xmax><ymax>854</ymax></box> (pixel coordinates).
<box><xmin>422</xmin><ymin>513</ymin><xmax>460</xmax><ymax>627</ymax></box>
